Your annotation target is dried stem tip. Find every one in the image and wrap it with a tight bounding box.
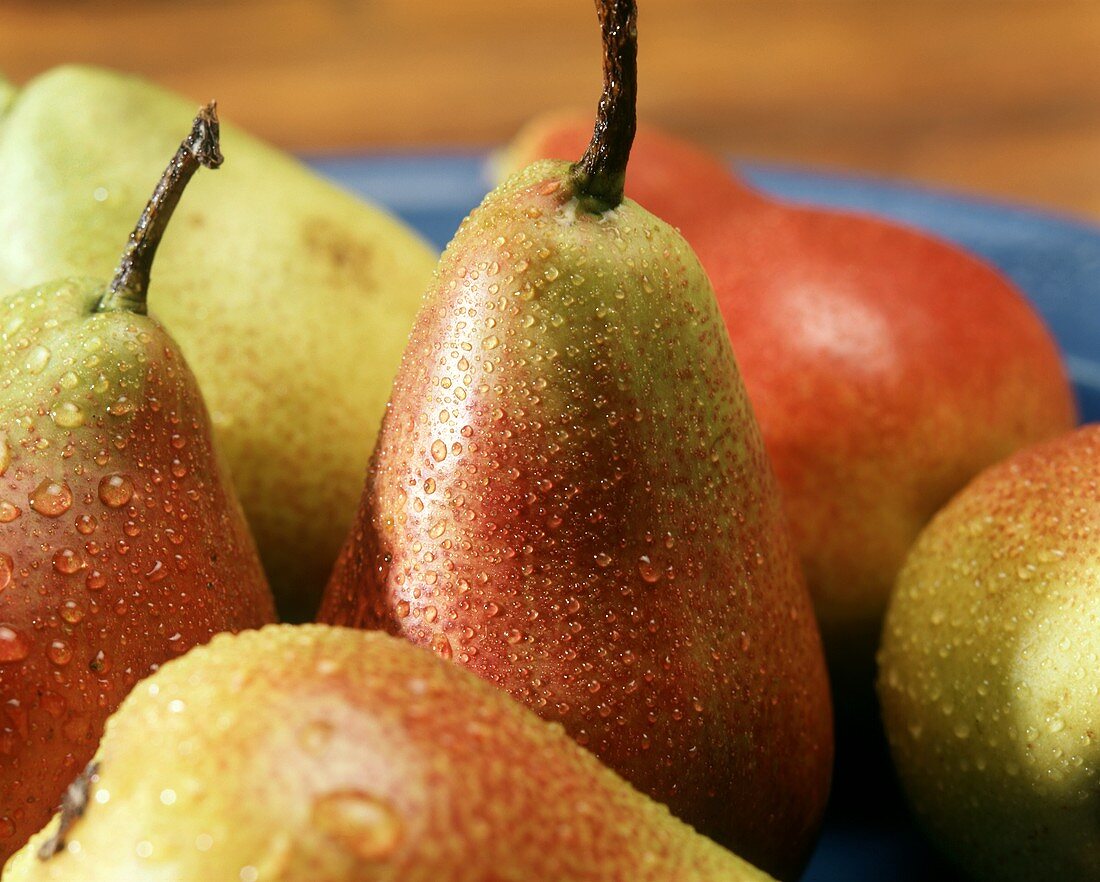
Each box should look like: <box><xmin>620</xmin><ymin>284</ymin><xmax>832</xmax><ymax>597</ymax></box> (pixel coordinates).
<box><xmin>96</xmin><ymin>102</ymin><xmax>223</xmax><ymax>315</ymax></box>
<box><xmin>570</xmin><ymin>0</ymin><xmax>638</xmax><ymax>212</ymax></box>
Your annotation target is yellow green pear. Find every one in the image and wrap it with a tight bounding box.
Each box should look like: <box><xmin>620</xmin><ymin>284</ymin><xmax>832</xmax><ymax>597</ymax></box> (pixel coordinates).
<box><xmin>2</xmin><ymin>625</ymin><xmax>775</xmax><ymax>882</ymax></box>
<box><xmin>879</xmin><ymin>425</ymin><xmax>1100</xmax><ymax>881</ymax></box>
<box><xmin>0</xmin><ymin>66</ymin><xmax>437</xmax><ymax>620</ymax></box>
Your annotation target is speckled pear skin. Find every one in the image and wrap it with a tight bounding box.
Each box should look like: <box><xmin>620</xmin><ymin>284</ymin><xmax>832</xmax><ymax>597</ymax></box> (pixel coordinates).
<box><xmin>878</xmin><ymin>425</ymin><xmax>1100</xmax><ymax>881</ymax></box>
<box><xmin>504</xmin><ymin>114</ymin><xmax>1077</xmax><ymax>687</ymax></box>
<box><xmin>319</xmin><ymin>159</ymin><xmax>833</xmax><ymax>879</ymax></box>
<box><xmin>0</xmin><ymin>280</ymin><xmax>276</xmax><ymax>863</ymax></box>
<box><xmin>0</xmin><ymin>66</ymin><xmax>438</xmax><ymax>621</ymax></box>
<box><xmin>2</xmin><ymin>625</ymin><xmax>777</xmax><ymax>882</ymax></box>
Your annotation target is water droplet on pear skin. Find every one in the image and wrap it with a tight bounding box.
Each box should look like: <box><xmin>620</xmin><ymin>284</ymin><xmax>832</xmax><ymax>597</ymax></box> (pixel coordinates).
<box><xmin>30</xmin><ymin>479</ymin><xmax>73</xmax><ymax>517</ymax></box>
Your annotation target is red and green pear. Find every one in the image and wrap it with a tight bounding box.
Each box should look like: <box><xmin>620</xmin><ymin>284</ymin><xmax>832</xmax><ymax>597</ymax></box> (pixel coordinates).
<box><xmin>879</xmin><ymin>425</ymin><xmax>1100</xmax><ymax>881</ymax></box>
<box><xmin>4</xmin><ymin>625</ymin><xmax>778</xmax><ymax>882</ymax></box>
<box><xmin>0</xmin><ymin>106</ymin><xmax>275</xmax><ymax>862</ymax></box>
<box><xmin>505</xmin><ymin>112</ymin><xmax>1077</xmax><ymax>698</ymax></box>
<box><xmin>320</xmin><ymin>2</ymin><xmax>832</xmax><ymax>877</ymax></box>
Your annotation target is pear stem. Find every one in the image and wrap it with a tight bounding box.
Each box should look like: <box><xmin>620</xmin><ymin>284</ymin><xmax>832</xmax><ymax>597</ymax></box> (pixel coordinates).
<box><xmin>95</xmin><ymin>102</ymin><xmax>223</xmax><ymax>315</ymax></box>
<box><xmin>570</xmin><ymin>0</ymin><xmax>638</xmax><ymax>212</ymax></box>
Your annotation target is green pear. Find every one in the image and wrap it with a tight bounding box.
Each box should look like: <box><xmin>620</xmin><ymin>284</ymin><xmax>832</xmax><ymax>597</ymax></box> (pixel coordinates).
<box><xmin>0</xmin><ymin>76</ymin><xmax>13</xmax><ymax>115</ymax></box>
<box><xmin>2</xmin><ymin>625</ymin><xmax>776</xmax><ymax>882</ymax></box>
<box><xmin>0</xmin><ymin>66</ymin><xmax>437</xmax><ymax>621</ymax></box>
<box><xmin>319</xmin><ymin>2</ymin><xmax>832</xmax><ymax>877</ymax></box>
<box><xmin>879</xmin><ymin>425</ymin><xmax>1100</xmax><ymax>881</ymax></box>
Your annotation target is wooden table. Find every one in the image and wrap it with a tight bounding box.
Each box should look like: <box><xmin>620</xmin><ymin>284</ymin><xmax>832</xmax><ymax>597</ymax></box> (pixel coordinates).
<box><xmin>3</xmin><ymin>0</ymin><xmax>1099</xmax><ymax>219</ymax></box>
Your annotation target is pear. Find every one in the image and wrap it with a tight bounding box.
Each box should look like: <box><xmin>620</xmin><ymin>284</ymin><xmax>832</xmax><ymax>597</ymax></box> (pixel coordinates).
<box><xmin>2</xmin><ymin>625</ymin><xmax>776</xmax><ymax>882</ymax></box>
<box><xmin>0</xmin><ymin>66</ymin><xmax>437</xmax><ymax>621</ymax></box>
<box><xmin>0</xmin><ymin>77</ymin><xmax>12</xmax><ymax>115</ymax></box>
<box><xmin>504</xmin><ymin>111</ymin><xmax>1077</xmax><ymax>696</ymax></box>
<box><xmin>0</xmin><ymin>105</ymin><xmax>276</xmax><ymax>863</ymax></box>
<box><xmin>319</xmin><ymin>2</ymin><xmax>832</xmax><ymax>877</ymax></box>
<box><xmin>879</xmin><ymin>424</ymin><xmax>1100</xmax><ymax>881</ymax></box>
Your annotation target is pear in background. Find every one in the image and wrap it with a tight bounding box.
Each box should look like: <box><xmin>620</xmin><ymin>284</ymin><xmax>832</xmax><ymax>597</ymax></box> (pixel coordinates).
<box><xmin>879</xmin><ymin>425</ymin><xmax>1100</xmax><ymax>881</ymax></box>
<box><xmin>319</xmin><ymin>2</ymin><xmax>832</xmax><ymax>877</ymax></box>
<box><xmin>0</xmin><ymin>66</ymin><xmax>438</xmax><ymax>621</ymax></box>
<box><xmin>3</xmin><ymin>625</ymin><xmax>777</xmax><ymax>882</ymax></box>
<box><xmin>0</xmin><ymin>106</ymin><xmax>276</xmax><ymax>863</ymax></box>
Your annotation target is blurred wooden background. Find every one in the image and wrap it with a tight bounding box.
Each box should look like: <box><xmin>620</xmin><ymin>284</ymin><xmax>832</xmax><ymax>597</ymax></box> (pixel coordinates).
<box><xmin>2</xmin><ymin>0</ymin><xmax>1099</xmax><ymax>218</ymax></box>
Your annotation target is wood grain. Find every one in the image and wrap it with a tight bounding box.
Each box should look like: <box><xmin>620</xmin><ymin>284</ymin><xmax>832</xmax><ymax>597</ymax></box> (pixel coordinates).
<box><xmin>1</xmin><ymin>0</ymin><xmax>1099</xmax><ymax>218</ymax></box>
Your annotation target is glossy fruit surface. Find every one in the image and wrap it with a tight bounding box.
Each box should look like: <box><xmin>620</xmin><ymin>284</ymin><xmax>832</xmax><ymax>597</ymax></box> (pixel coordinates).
<box><xmin>879</xmin><ymin>424</ymin><xmax>1100</xmax><ymax>882</ymax></box>
<box><xmin>3</xmin><ymin>625</ymin><xmax>777</xmax><ymax>882</ymax></box>
<box><xmin>506</xmin><ymin>114</ymin><xmax>1077</xmax><ymax>686</ymax></box>
<box><xmin>0</xmin><ymin>107</ymin><xmax>275</xmax><ymax>862</ymax></box>
<box><xmin>0</xmin><ymin>66</ymin><xmax>438</xmax><ymax>620</ymax></box>
<box><xmin>321</xmin><ymin>5</ymin><xmax>832</xmax><ymax>869</ymax></box>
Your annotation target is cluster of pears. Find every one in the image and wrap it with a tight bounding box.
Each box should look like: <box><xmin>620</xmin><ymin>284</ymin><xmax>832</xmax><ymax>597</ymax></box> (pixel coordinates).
<box><xmin>0</xmin><ymin>64</ymin><xmax>437</xmax><ymax>621</ymax></box>
<box><xmin>0</xmin><ymin>0</ymin><xmax>832</xmax><ymax>879</ymax></box>
<box><xmin>1</xmin><ymin>0</ymin><xmax>1087</xmax><ymax>878</ymax></box>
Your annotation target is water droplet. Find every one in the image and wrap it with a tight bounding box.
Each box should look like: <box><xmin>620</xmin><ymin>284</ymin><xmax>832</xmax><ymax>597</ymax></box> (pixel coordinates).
<box><xmin>482</xmin><ymin>335</ymin><xmax>500</xmax><ymax>350</ymax></box>
<box><xmin>424</xmin><ymin>606</ymin><xmax>438</xmax><ymax>623</ymax></box>
<box><xmin>595</xmin><ymin>552</ymin><xmax>613</xmax><ymax>568</ymax></box>
<box><xmin>98</xmin><ymin>474</ymin><xmax>134</xmax><ymax>508</ymax></box>
<box><xmin>107</xmin><ymin>396</ymin><xmax>135</xmax><ymax>417</ymax></box>
<box><xmin>59</xmin><ymin>601</ymin><xmax>85</xmax><ymax>624</ymax></box>
<box><xmin>0</xmin><ymin>502</ymin><xmax>19</xmax><ymax>523</ymax></box>
<box><xmin>52</xmin><ymin>548</ymin><xmax>84</xmax><ymax>575</ymax></box>
<box><xmin>76</xmin><ymin>514</ymin><xmax>97</xmax><ymax>535</ymax></box>
<box><xmin>0</xmin><ymin>437</ymin><xmax>8</xmax><ymax>476</ymax></box>
<box><xmin>24</xmin><ymin>345</ymin><xmax>51</xmax><ymax>374</ymax></box>
<box><xmin>51</xmin><ymin>402</ymin><xmax>85</xmax><ymax>429</ymax></box>
<box><xmin>312</xmin><ymin>791</ymin><xmax>403</xmax><ymax>862</ymax></box>
<box><xmin>47</xmin><ymin>640</ymin><xmax>73</xmax><ymax>666</ymax></box>
<box><xmin>85</xmin><ymin>570</ymin><xmax>107</xmax><ymax>591</ymax></box>
<box><xmin>0</xmin><ymin>626</ymin><xmax>29</xmax><ymax>663</ymax></box>
<box><xmin>431</xmin><ymin>633</ymin><xmax>452</xmax><ymax>659</ymax></box>
<box><xmin>638</xmin><ymin>555</ymin><xmax>661</xmax><ymax>583</ymax></box>
<box><xmin>430</xmin><ymin>440</ymin><xmax>447</xmax><ymax>463</ymax></box>
<box><xmin>0</xmin><ymin>555</ymin><xmax>11</xmax><ymax>591</ymax></box>
<box><xmin>30</xmin><ymin>479</ymin><xmax>73</xmax><ymax>517</ymax></box>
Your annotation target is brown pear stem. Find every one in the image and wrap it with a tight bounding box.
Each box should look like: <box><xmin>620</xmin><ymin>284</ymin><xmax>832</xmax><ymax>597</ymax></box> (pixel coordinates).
<box><xmin>570</xmin><ymin>0</ymin><xmax>638</xmax><ymax>212</ymax></box>
<box><xmin>95</xmin><ymin>103</ymin><xmax>223</xmax><ymax>315</ymax></box>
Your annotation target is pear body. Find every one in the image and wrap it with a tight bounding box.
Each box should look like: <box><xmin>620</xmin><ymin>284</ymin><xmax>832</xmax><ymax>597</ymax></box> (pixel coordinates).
<box><xmin>0</xmin><ymin>66</ymin><xmax>438</xmax><ymax>620</ymax></box>
<box><xmin>3</xmin><ymin>625</ymin><xmax>776</xmax><ymax>882</ymax></box>
<box><xmin>879</xmin><ymin>425</ymin><xmax>1100</xmax><ymax>881</ymax></box>
<box><xmin>0</xmin><ymin>279</ymin><xmax>275</xmax><ymax>861</ymax></box>
<box><xmin>506</xmin><ymin>114</ymin><xmax>1076</xmax><ymax>699</ymax></box>
<box><xmin>320</xmin><ymin>160</ymin><xmax>832</xmax><ymax>878</ymax></box>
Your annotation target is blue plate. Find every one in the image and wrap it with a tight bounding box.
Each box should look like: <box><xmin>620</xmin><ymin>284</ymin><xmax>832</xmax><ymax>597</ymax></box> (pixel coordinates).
<box><xmin>305</xmin><ymin>153</ymin><xmax>1100</xmax><ymax>880</ymax></box>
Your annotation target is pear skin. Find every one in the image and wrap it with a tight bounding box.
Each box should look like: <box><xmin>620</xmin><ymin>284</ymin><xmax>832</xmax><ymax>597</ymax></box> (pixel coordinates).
<box><xmin>3</xmin><ymin>625</ymin><xmax>777</xmax><ymax>882</ymax></box>
<box><xmin>0</xmin><ymin>76</ymin><xmax>13</xmax><ymax>116</ymax></box>
<box><xmin>879</xmin><ymin>425</ymin><xmax>1100</xmax><ymax>881</ymax></box>
<box><xmin>320</xmin><ymin>3</ymin><xmax>832</xmax><ymax>876</ymax></box>
<box><xmin>0</xmin><ymin>106</ymin><xmax>275</xmax><ymax>863</ymax></box>
<box><xmin>505</xmin><ymin>112</ymin><xmax>1077</xmax><ymax>716</ymax></box>
<box><xmin>0</xmin><ymin>66</ymin><xmax>438</xmax><ymax>621</ymax></box>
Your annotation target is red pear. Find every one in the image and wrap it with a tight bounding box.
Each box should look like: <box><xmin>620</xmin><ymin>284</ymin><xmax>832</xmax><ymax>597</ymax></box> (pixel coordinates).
<box><xmin>506</xmin><ymin>112</ymin><xmax>1077</xmax><ymax>692</ymax></box>
<box><xmin>320</xmin><ymin>3</ymin><xmax>832</xmax><ymax>878</ymax></box>
<box><xmin>0</xmin><ymin>105</ymin><xmax>276</xmax><ymax>861</ymax></box>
